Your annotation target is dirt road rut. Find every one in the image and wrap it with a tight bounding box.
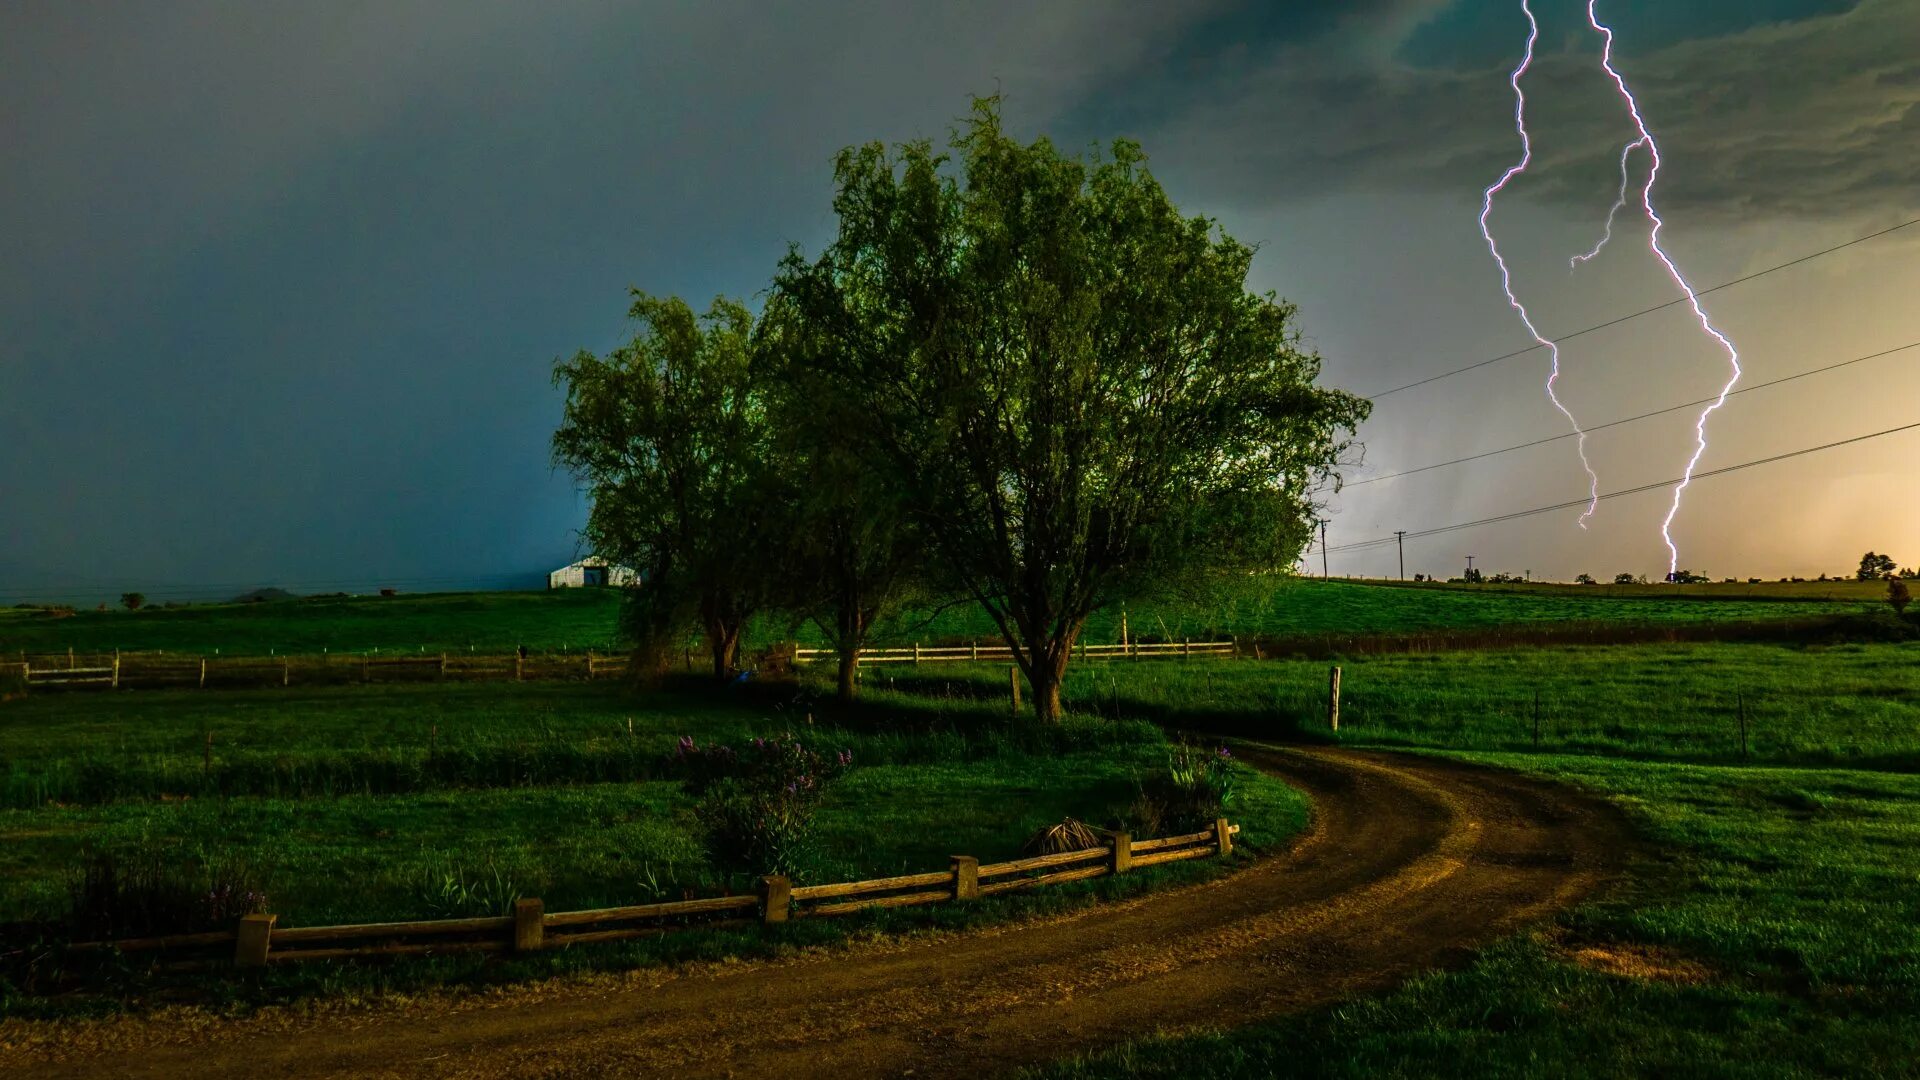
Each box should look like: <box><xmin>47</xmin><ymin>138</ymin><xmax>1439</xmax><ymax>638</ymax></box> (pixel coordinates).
<box><xmin>4</xmin><ymin>746</ymin><xmax>1633</xmax><ymax>1078</ymax></box>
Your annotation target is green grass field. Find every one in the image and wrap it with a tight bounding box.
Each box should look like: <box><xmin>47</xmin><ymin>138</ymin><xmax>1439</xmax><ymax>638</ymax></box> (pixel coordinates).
<box><xmin>0</xmin><ymin>673</ymin><xmax>1306</xmax><ymax>1017</ymax></box>
<box><xmin>5</xmin><ymin>582</ymin><xmax>1917</xmax><ymax>1065</ymax></box>
<box><xmin>1</xmin><ymin>576</ymin><xmax>1886</xmax><ymax>659</ymax></box>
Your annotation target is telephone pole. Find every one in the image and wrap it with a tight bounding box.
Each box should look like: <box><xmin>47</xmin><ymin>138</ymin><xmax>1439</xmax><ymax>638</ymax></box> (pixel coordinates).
<box><xmin>1395</xmin><ymin>531</ymin><xmax>1406</xmax><ymax>580</ymax></box>
<box><xmin>1465</xmin><ymin>555</ymin><xmax>1476</xmax><ymax>578</ymax></box>
<box><xmin>1319</xmin><ymin>519</ymin><xmax>1330</xmax><ymax>579</ymax></box>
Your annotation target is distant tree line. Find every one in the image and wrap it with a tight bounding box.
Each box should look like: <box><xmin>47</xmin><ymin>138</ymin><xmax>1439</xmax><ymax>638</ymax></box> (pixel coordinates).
<box><xmin>551</xmin><ymin>99</ymin><xmax>1368</xmax><ymax>721</ymax></box>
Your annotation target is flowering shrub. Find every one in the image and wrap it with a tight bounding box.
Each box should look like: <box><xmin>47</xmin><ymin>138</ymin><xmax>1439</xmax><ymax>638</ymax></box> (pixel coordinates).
<box><xmin>1131</xmin><ymin>743</ymin><xmax>1238</xmax><ymax>835</ymax></box>
<box><xmin>671</xmin><ymin>735</ymin><xmax>852</xmax><ymax>880</ymax></box>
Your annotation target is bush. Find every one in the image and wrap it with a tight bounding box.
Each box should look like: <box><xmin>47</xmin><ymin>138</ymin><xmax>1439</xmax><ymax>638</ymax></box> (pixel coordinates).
<box><xmin>67</xmin><ymin>851</ymin><xmax>268</xmax><ymax>941</ymax></box>
<box><xmin>1130</xmin><ymin>742</ymin><xmax>1237</xmax><ymax>836</ymax></box>
<box><xmin>673</xmin><ymin>735</ymin><xmax>851</xmax><ymax>881</ymax></box>
<box><xmin>1890</xmin><ymin>578</ymin><xmax>1912</xmax><ymax>617</ymax></box>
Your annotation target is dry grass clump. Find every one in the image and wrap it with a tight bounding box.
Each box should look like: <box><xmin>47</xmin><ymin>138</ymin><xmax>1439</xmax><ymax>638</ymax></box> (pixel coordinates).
<box><xmin>1023</xmin><ymin>818</ymin><xmax>1105</xmax><ymax>855</ymax></box>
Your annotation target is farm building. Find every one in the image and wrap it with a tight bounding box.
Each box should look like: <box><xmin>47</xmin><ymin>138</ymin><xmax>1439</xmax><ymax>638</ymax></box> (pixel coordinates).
<box><xmin>547</xmin><ymin>560</ymin><xmax>639</xmax><ymax>589</ymax></box>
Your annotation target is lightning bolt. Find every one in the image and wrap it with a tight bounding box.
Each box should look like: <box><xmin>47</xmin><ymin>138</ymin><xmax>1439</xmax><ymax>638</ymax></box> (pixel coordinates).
<box><xmin>1580</xmin><ymin>1</ymin><xmax>1743</xmax><ymax>578</ymax></box>
<box><xmin>1479</xmin><ymin>0</ymin><xmax>1600</xmax><ymax>528</ymax></box>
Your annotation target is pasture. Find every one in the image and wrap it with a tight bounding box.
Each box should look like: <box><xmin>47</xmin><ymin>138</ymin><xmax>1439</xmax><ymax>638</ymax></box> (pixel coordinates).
<box><xmin>3</xmin><ymin>581</ymin><xmax>1916</xmax><ymax>1071</ymax></box>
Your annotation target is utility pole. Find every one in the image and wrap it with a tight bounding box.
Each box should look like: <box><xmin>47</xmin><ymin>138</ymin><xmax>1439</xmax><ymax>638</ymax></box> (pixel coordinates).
<box><xmin>1395</xmin><ymin>531</ymin><xmax>1406</xmax><ymax>581</ymax></box>
<box><xmin>1319</xmin><ymin>519</ymin><xmax>1330</xmax><ymax>579</ymax></box>
<box><xmin>1465</xmin><ymin>555</ymin><xmax>1476</xmax><ymax>579</ymax></box>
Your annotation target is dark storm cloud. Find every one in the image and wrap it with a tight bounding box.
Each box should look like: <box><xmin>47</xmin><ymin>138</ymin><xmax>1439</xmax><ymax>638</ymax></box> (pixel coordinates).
<box><xmin>0</xmin><ymin>1</ymin><xmax>1911</xmax><ymax>599</ymax></box>
<box><xmin>1133</xmin><ymin>0</ymin><xmax>1920</xmax><ymax>221</ymax></box>
<box><xmin>0</xmin><ymin>1</ymin><xmax>1210</xmax><ymax>599</ymax></box>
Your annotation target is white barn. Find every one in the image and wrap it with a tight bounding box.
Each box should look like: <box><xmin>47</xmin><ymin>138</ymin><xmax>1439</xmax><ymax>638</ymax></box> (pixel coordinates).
<box><xmin>547</xmin><ymin>560</ymin><xmax>639</xmax><ymax>589</ymax></box>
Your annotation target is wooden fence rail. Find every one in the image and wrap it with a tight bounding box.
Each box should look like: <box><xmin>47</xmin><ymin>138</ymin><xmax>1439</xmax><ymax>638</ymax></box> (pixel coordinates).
<box><xmin>794</xmin><ymin>640</ymin><xmax>1236</xmax><ymax>666</ymax></box>
<box><xmin>8</xmin><ymin>638</ymin><xmax>1241</xmax><ymax>692</ymax></box>
<box><xmin>68</xmin><ymin>820</ymin><xmax>1238</xmax><ymax>968</ymax></box>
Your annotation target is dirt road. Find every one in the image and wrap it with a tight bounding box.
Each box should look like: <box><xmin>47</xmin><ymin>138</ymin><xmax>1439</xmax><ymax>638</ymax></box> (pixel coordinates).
<box><xmin>3</xmin><ymin>746</ymin><xmax>1634</xmax><ymax>1078</ymax></box>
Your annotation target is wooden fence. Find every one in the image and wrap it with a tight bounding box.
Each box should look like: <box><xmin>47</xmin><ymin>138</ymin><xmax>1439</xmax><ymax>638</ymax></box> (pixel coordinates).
<box><xmin>70</xmin><ymin>820</ymin><xmax>1237</xmax><ymax>968</ymax></box>
<box><xmin>794</xmin><ymin>639</ymin><xmax>1237</xmax><ymax>666</ymax></box>
<box><xmin>7</xmin><ymin>639</ymin><xmax>1239</xmax><ymax>692</ymax></box>
<box><xmin>6</xmin><ymin>649</ymin><xmax>628</xmax><ymax>691</ymax></box>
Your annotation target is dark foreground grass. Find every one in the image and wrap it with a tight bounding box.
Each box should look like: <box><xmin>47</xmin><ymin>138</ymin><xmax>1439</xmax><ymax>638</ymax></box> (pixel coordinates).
<box><xmin>1032</xmin><ymin>755</ymin><xmax>1920</xmax><ymax>1079</ymax></box>
<box><xmin>4</xmin><ymin>577</ymin><xmax>1880</xmax><ymax>659</ymax></box>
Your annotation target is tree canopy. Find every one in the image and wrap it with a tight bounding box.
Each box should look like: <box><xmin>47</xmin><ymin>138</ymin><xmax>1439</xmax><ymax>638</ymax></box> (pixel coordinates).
<box><xmin>552</xmin><ymin>98</ymin><xmax>1366</xmax><ymax>719</ymax></box>
<box><xmin>552</xmin><ymin>293</ymin><xmax>769</xmax><ymax>680</ymax></box>
<box><xmin>770</xmin><ymin>99</ymin><xmax>1367</xmax><ymax>720</ymax></box>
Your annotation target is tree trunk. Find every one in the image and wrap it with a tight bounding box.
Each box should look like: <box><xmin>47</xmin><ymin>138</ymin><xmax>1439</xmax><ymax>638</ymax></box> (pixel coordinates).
<box><xmin>707</xmin><ymin>620</ymin><xmax>741</xmax><ymax>681</ymax></box>
<box><xmin>836</xmin><ymin>647</ymin><xmax>860</xmax><ymax>702</ymax></box>
<box><xmin>1028</xmin><ymin>638</ymin><xmax>1073</xmax><ymax>724</ymax></box>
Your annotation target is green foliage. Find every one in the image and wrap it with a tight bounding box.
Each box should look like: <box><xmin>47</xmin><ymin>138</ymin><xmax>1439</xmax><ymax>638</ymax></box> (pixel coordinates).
<box><xmin>118</xmin><ymin>593</ymin><xmax>144</xmax><ymax>612</ymax></box>
<box><xmin>410</xmin><ymin>860</ymin><xmax>520</xmax><ymax>919</ymax></box>
<box><xmin>676</xmin><ymin>736</ymin><xmax>852</xmax><ymax>881</ymax></box>
<box><xmin>552</xmin><ymin>293</ymin><xmax>770</xmax><ymax>680</ymax></box>
<box><xmin>1888</xmin><ymin>577</ymin><xmax>1910</xmax><ymax>616</ymax></box>
<box><xmin>772</xmin><ymin>97</ymin><xmax>1367</xmax><ymax>721</ymax></box>
<box><xmin>1130</xmin><ymin>742</ymin><xmax>1238</xmax><ymax>835</ymax></box>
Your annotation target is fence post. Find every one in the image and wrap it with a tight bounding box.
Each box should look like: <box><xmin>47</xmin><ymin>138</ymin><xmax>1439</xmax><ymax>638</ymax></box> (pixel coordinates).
<box><xmin>515</xmin><ymin>654</ymin><xmax>524</xmax><ymax>682</ymax></box>
<box><xmin>439</xmin><ymin>653</ymin><xmax>447</xmax><ymax>680</ymax></box>
<box><xmin>112</xmin><ymin>653</ymin><xmax>121</xmax><ymax>690</ymax></box>
<box><xmin>1009</xmin><ymin>665</ymin><xmax>1022</xmax><ymax>715</ymax></box>
<box><xmin>234</xmin><ymin>913</ymin><xmax>276</xmax><ymax>968</ymax></box>
<box><xmin>759</xmin><ymin>875</ymin><xmax>791</xmax><ymax>924</ymax></box>
<box><xmin>1214</xmin><ymin>817</ymin><xmax>1233</xmax><ymax>858</ymax></box>
<box><xmin>68</xmin><ymin>647</ymin><xmax>74</xmax><ymax>669</ymax></box>
<box><xmin>513</xmin><ymin>898</ymin><xmax>545</xmax><ymax>952</ymax></box>
<box><xmin>1111</xmin><ymin>832</ymin><xmax>1133</xmax><ymax>875</ymax></box>
<box><xmin>584</xmin><ymin>652</ymin><xmax>594</xmax><ymax>679</ymax></box>
<box><xmin>1327</xmin><ymin>666</ymin><xmax>1342</xmax><ymax>731</ymax></box>
<box><xmin>19</xmin><ymin>660</ymin><xmax>28</xmax><ymax>685</ymax></box>
<box><xmin>951</xmin><ymin>855</ymin><xmax>979</xmax><ymax>901</ymax></box>
<box><xmin>912</xmin><ymin>641</ymin><xmax>921</xmax><ymax>665</ymax></box>
<box><xmin>199</xmin><ymin>658</ymin><xmax>208</xmax><ymax>689</ymax></box>
<box><xmin>283</xmin><ymin>658</ymin><xmax>290</xmax><ymax>688</ymax></box>
<box><xmin>1183</xmin><ymin>637</ymin><xmax>1191</xmax><ymax>659</ymax></box>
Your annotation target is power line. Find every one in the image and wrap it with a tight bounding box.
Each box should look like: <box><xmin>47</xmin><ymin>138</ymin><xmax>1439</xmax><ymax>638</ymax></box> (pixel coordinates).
<box><xmin>1348</xmin><ymin>338</ymin><xmax>1920</xmax><ymax>487</ymax></box>
<box><xmin>1331</xmin><ymin>418</ymin><xmax>1920</xmax><ymax>555</ymax></box>
<box><xmin>1362</xmin><ymin>216</ymin><xmax>1920</xmax><ymax>401</ymax></box>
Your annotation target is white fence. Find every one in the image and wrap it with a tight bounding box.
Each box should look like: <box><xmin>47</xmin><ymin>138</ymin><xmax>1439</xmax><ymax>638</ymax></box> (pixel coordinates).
<box><xmin>794</xmin><ymin>639</ymin><xmax>1235</xmax><ymax>666</ymax></box>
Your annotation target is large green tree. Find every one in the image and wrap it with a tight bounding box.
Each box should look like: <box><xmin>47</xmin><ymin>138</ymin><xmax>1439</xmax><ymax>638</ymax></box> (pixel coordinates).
<box><xmin>552</xmin><ymin>292</ymin><xmax>770</xmax><ymax>681</ymax></box>
<box><xmin>774</xmin><ymin>99</ymin><xmax>1368</xmax><ymax>722</ymax></box>
<box><xmin>761</xmin><ymin>296</ymin><xmax>923</xmax><ymax>701</ymax></box>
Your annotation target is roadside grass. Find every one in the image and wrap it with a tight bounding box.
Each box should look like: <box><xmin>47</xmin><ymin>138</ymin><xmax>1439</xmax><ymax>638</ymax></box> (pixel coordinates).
<box><xmin>1032</xmin><ymin>756</ymin><xmax>1920</xmax><ymax>1079</ymax></box>
<box><xmin>4</xmin><ymin>577</ymin><xmax>1881</xmax><ymax>659</ymax></box>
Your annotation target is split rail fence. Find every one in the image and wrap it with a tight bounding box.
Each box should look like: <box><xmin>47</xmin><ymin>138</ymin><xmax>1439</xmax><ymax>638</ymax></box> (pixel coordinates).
<box><xmin>71</xmin><ymin>819</ymin><xmax>1238</xmax><ymax>969</ymax></box>
<box><xmin>7</xmin><ymin>639</ymin><xmax>1236</xmax><ymax>692</ymax></box>
<box><xmin>7</xmin><ymin>649</ymin><xmax>633</xmax><ymax>691</ymax></box>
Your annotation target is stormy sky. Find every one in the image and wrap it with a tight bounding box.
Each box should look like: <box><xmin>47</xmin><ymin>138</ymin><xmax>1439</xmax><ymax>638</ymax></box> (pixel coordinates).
<box><xmin>3</xmin><ymin>0</ymin><xmax>1917</xmax><ymax>601</ymax></box>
